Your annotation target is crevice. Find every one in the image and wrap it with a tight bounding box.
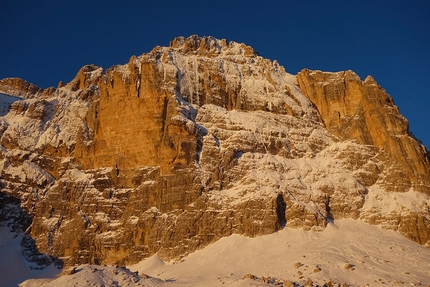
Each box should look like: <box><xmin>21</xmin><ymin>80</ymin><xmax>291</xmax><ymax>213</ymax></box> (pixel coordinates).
<box><xmin>276</xmin><ymin>193</ymin><xmax>286</xmax><ymax>229</ymax></box>
<box><xmin>325</xmin><ymin>196</ymin><xmax>334</xmax><ymax>224</ymax></box>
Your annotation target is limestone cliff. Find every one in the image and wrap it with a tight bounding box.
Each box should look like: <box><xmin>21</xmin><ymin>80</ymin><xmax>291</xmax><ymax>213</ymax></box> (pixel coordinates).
<box><xmin>297</xmin><ymin>69</ymin><xmax>430</xmax><ymax>194</ymax></box>
<box><xmin>0</xmin><ymin>77</ymin><xmax>55</xmax><ymax>99</ymax></box>
<box><xmin>0</xmin><ymin>35</ymin><xmax>429</xmax><ymax>268</ymax></box>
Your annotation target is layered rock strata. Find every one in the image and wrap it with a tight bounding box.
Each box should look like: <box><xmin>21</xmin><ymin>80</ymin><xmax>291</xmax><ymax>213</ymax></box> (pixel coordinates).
<box><xmin>0</xmin><ymin>35</ymin><xmax>429</xmax><ymax>267</ymax></box>
<box><xmin>297</xmin><ymin>69</ymin><xmax>430</xmax><ymax>194</ymax></box>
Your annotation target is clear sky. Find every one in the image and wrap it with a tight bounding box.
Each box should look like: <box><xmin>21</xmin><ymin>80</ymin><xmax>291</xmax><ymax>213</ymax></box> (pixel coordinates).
<box><xmin>1</xmin><ymin>0</ymin><xmax>429</xmax><ymax>148</ymax></box>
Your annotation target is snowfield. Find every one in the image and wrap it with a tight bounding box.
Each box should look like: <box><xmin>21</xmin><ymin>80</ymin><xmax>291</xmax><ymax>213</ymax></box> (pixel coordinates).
<box><xmin>9</xmin><ymin>219</ymin><xmax>429</xmax><ymax>287</ymax></box>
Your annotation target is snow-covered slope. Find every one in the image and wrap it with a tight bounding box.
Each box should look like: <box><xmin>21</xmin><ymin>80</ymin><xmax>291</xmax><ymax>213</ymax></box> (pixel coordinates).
<box><xmin>0</xmin><ymin>93</ymin><xmax>20</xmax><ymax>116</ymax></box>
<box><xmin>20</xmin><ymin>219</ymin><xmax>430</xmax><ymax>287</ymax></box>
<box><xmin>0</xmin><ymin>224</ymin><xmax>61</xmax><ymax>287</ymax></box>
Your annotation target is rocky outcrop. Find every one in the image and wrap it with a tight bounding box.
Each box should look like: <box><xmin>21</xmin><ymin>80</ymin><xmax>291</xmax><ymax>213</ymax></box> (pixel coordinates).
<box><xmin>0</xmin><ymin>77</ymin><xmax>55</xmax><ymax>99</ymax></box>
<box><xmin>0</xmin><ymin>35</ymin><xmax>429</xmax><ymax>268</ymax></box>
<box><xmin>297</xmin><ymin>69</ymin><xmax>430</xmax><ymax>194</ymax></box>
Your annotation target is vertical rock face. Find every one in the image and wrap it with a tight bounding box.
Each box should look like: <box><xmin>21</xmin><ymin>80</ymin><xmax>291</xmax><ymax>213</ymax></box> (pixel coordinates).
<box><xmin>0</xmin><ymin>35</ymin><xmax>429</xmax><ymax>267</ymax></box>
<box><xmin>297</xmin><ymin>69</ymin><xmax>430</xmax><ymax>194</ymax></box>
<box><xmin>74</xmin><ymin>60</ymin><xmax>201</xmax><ymax>184</ymax></box>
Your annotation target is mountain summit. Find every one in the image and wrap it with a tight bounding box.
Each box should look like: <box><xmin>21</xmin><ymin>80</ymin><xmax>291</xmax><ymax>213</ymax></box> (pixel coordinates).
<box><xmin>0</xmin><ymin>35</ymin><xmax>429</xmax><ymax>270</ymax></box>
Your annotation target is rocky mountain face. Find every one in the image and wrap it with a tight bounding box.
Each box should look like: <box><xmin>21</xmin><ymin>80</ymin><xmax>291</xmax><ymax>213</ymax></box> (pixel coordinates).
<box><xmin>0</xmin><ymin>35</ymin><xmax>429</xmax><ymax>268</ymax></box>
<box><xmin>297</xmin><ymin>70</ymin><xmax>430</xmax><ymax>194</ymax></box>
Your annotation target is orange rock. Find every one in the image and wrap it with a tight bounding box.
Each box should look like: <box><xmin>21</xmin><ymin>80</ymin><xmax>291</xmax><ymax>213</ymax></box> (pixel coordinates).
<box><xmin>297</xmin><ymin>69</ymin><xmax>430</xmax><ymax>194</ymax></box>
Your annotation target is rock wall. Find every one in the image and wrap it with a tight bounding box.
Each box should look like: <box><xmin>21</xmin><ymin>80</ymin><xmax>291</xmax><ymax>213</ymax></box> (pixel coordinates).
<box><xmin>297</xmin><ymin>69</ymin><xmax>430</xmax><ymax>194</ymax></box>
<box><xmin>0</xmin><ymin>77</ymin><xmax>55</xmax><ymax>99</ymax></box>
<box><xmin>0</xmin><ymin>36</ymin><xmax>429</xmax><ymax>268</ymax></box>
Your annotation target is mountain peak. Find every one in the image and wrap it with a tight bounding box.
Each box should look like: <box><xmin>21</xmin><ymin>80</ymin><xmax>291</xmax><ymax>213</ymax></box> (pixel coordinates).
<box><xmin>168</xmin><ymin>35</ymin><xmax>258</xmax><ymax>58</ymax></box>
<box><xmin>0</xmin><ymin>77</ymin><xmax>43</xmax><ymax>99</ymax></box>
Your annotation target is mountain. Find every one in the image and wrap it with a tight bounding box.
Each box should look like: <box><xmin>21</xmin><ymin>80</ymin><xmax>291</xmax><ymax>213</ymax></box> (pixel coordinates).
<box><xmin>0</xmin><ymin>35</ymin><xmax>429</xmax><ymax>285</ymax></box>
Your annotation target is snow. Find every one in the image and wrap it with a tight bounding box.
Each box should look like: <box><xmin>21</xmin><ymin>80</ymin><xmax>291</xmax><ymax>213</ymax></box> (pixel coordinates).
<box><xmin>362</xmin><ymin>185</ymin><xmax>429</xmax><ymax>214</ymax></box>
<box><xmin>143</xmin><ymin>39</ymin><xmax>321</xmax><ymax>123</ymax></box>
<box><xmin>0</xmin><ymin>93</ymin><xmax>21</xmax><ymax>116</ymax></box>
<box><xmin>0</xmin><ymin>224</ymin><xmax>60</xmax><ymax>287</ymax></box>
<box><xmin>22</xmin><ymin>160</ymin><xmax>55</xmax><ymax>185</ymax></box>
<box><xmin>62</xmin><ymin>168</ymin><xmax>93</xmax><ymax>183</ymax></box>
<box><xmin>132</xmin><ymin>219</ymin><xmax>430</xmax><ymax>286</ymax></box>
<box><xmin>205</xmin><ymin>142</ymin><xmax>365</xmax><ymax>207</ymax></box>
<box><xmin>17</xmin><ymin>219</ymin><xmax>430</xmax><ymax>287</ymax></box>
<box><xmin>1</xmin><ymin>86</ymin><xmax>91</xmax><ymax>152</ymax></box>
<box><xmin>19</xmin><ymin>265</ymin><xmax>162</xmax><ymax>287</ymax></box>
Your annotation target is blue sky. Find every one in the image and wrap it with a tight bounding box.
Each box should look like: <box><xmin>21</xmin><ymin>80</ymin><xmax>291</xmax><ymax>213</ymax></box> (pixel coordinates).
<box><xmin>1</xmin><ymin>0</ymin><xmax>429</xmax><ymax>148</ymax></box>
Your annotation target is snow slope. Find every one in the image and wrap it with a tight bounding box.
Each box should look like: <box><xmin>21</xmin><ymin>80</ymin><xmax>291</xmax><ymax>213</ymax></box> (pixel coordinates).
<box><xmin>0</xmin><ymin>93</ymin><xmax>20</xmax><ymax>116</ymax></box>
<box><xmin>0</xmin><ymin>224</ymin><xmax>60</xmax><ymax>287</ymax></box>
<box><xmin>19</xmin><ymin>219</ymin><xmax>430</xmax><ymax>287</ymax></box>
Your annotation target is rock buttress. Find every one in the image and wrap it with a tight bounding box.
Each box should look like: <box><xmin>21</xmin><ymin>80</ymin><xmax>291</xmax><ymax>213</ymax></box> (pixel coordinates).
<box><xmin>297</xmin><ymin>69</ymin><xmax>430</xmax><ymax>194</ymax></box>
